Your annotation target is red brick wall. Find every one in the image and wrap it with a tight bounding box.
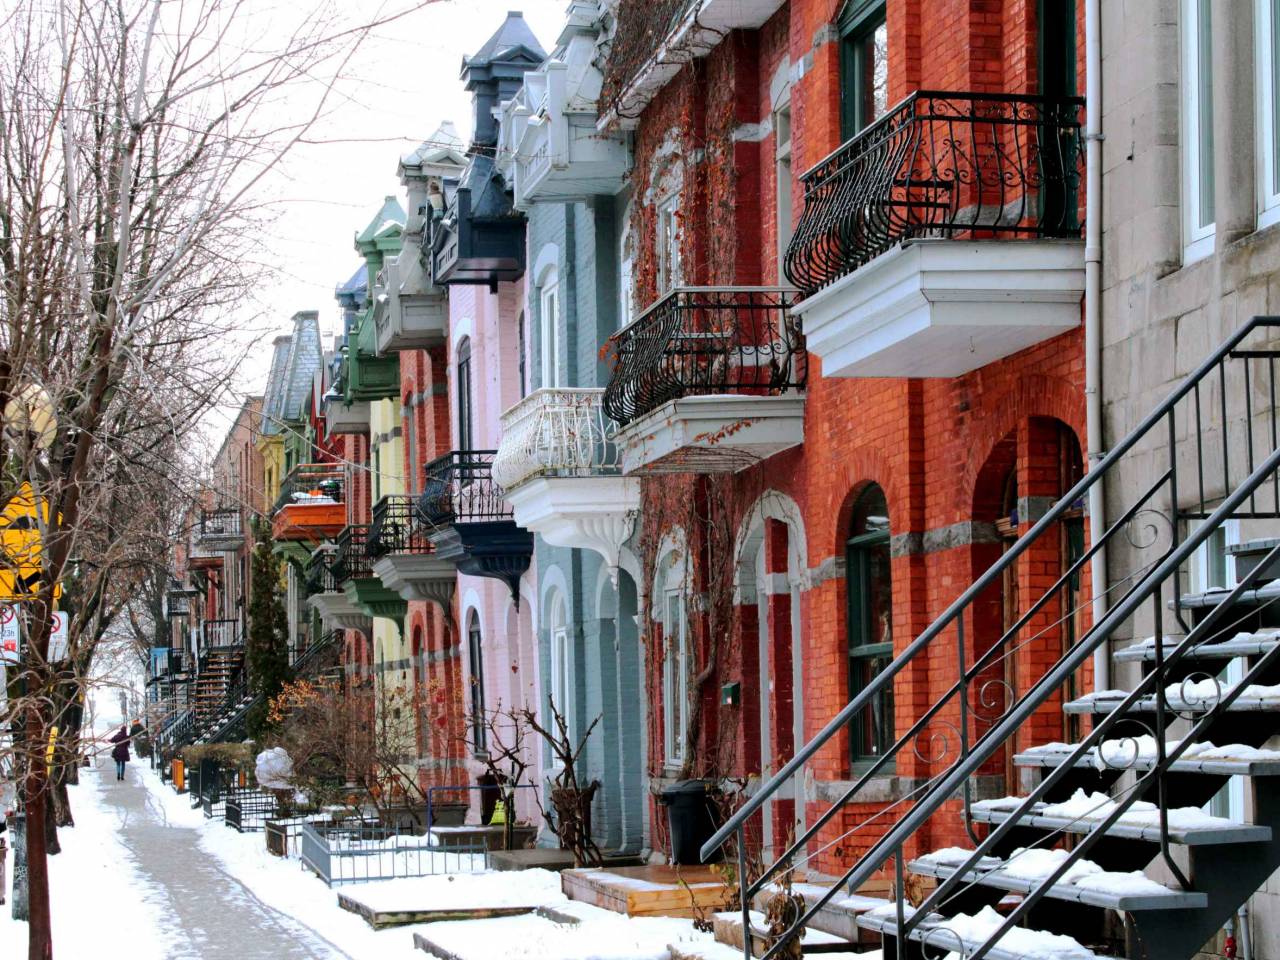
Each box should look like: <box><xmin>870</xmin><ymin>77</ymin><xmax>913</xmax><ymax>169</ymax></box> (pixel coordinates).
<box><xmin>625</xmin><ymin>0</ymin><xmax>1090</xmax><ymax>873</ymax></box>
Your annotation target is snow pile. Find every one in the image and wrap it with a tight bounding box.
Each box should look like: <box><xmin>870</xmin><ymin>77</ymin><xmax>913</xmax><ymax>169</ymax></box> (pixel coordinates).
<box><xmin>918</xmin><ymin>847</ymin><xmax>990</xmax><ymax>867</ymax></box>
<box><xmin>971</xmin><ymin>795</ymin><xmax>1024</xmax><ymax>812</ymax></box>
<box><xmin>1041</xmin><ymin>789</ymin><xmax>1156</xmax><ymax>821</ymax></box>
<box><xmin>1000</xmin><ymin>847</ymin><xmax>1101</xmax><ymax>884</ymax></box>
<box><xmin>867</xmin><ymin>901</ymin><xmax>918</xmax><ymax>921</ymax></box>
<box><xmin>1072</xmin><ymin>871</ymin><xmax>1171</xmax><ymax>897</ymax></box>
<box><xmin>1021</xmin><ymin>741</ymin><xmax>1074</xmax><ymax>754</ymax></box>
<box><xmin>928</xmin><ymin>905</ymin><xmax>1095</xmax><ymax>959</ymax></box>
<box><xmin>1094</xmin><ymin>735</ymin><xmax>1182</xmax><ymax>769</ymax></box>
<box><xmin>1166</xmin><ymin>678</ymin><xmax>1280</xmax><ymax>705</ymax></box>
<box><xmin>1183</xmin><ymin>740</ymin><xmax>1280</xmax><ymax>761</ymax></box>
<box><xmin>255</xmin><ymin>746</ymin><xmax>293</xmax><ymax>789</ymax></box>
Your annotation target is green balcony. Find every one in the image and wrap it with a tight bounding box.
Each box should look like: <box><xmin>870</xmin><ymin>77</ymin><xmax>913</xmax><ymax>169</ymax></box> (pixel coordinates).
<box><xmin>344</xmin><ymin>318</ymin><xmax>400</xmax><ymax>403</ymax></box>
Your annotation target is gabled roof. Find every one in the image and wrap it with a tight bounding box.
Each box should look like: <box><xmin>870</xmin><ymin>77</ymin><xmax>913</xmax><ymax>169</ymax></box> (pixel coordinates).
<box><xmin>356</xmin><ymin>196</ymin><xmax>407</xmax><ymax>246</ymax></box>
<box><xmin>400</xmin><ymin>121</ymin><xmax>467</xmax><ymax>178</ymax></box>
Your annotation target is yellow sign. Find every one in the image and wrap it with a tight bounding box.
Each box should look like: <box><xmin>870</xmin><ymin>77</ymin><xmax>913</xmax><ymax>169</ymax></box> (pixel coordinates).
<box><xmin>46</xmin><ymin>725</ymin><xmax>58</xmax><ymax>764</ymax></box>
<box><xmin>0</xmin><ymin>483</ymin><xmax>59</xmax><ymax>601</ymax></box>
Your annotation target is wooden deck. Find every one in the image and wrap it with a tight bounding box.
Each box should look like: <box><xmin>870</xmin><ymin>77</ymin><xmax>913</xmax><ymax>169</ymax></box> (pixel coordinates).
<box><xmin>337</xmin><ymin>893</ymin><xmax>538</xmax><ymax>930</ymax></box>
<box><xmin>560</xmin><ymin>865</ymin><xmax>735</xmax><ymax>918</ymax></box>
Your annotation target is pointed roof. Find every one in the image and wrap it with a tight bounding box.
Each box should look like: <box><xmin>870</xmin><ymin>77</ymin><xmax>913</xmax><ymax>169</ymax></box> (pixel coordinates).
<box><xmin>463</xmin><ymin>10</ymin><xmax>546</xmax><ymax>77</ymax></box>
<box><xmin>259</xmin><ymin>335</ymin><xmax>294</xmax><ymax>437</ymax></box>
<box><xmin>356</xmin><ymin>196</ymin><xmax>407</xmax><ymax>246</ymax></box>
<box><xmin>400</xmin><ymin>121</ymin><xmax>466</xmax><ymax>173</ymax></box>
<box><xmin>280</xmin><ymin>311</ymin><xmax>323</xmax><ymax>425</ymax></box>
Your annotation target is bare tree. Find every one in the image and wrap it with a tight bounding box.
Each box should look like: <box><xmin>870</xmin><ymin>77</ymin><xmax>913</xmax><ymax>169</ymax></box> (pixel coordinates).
<box><xmin>0</xmin><ymin>1</ymin><xmax>437</xmax><ymax>954</ymax></box>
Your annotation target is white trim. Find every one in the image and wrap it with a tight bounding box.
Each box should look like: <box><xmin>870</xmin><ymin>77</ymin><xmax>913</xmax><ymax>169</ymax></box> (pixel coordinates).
<box><xmin>1259</xmin><ymin>0</ymin><xmax>1280</xmax><ymax>228</ymax></box>
<box><xmin>656</xmin><ymin>193</ymin><xmax>682</xmax><ymax>295</ymax></box>
<box><xmin>1181</xmin><ymin>0</ymin><xmax>1216</xmax><ymax>262</ymax></box>
<box><xmin>662</xmin><ymin>586</ymin><xmax>689</xmax><ymax>765</ymax></box>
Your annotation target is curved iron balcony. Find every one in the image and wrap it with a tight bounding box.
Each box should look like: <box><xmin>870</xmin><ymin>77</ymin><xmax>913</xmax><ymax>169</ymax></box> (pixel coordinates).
<box><xmin>417</xmin><ymin>451</ymin><xmax>512</xmax><ymax>526</ymax></box>
<box><xmin>271</xmin><ymin>463</ymin><xmax>344</xmax><ymax>514</ymax></box>
<box><xmin>601</xmin><ymin>286</ymin><xmax>804</xmax><ymax>428</ymax></box>
<box><xmin>493</xmin><ymin>388</ymin><xmax>621</xmax><ymax>491</ymax></box>
<box><xmin>368</xmin><ymin>495</ymin><xmax>434</xmax><ymax>558</ymax></box>
<box><xmin>784</xmin><ymin>90</ymin><xmax>1085</xmax><ymax>299</ymax></box>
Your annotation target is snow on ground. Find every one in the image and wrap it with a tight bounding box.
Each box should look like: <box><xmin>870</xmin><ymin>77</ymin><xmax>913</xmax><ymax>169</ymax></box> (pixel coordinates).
<box><xmin>340</xmin><ymin>867</ymin><xmax>567</xmax><ymax>912</ymax></box>
<box><xmin>0</xmin><ymin>761</ymin><xmax>179</xmax><ymax>960</ymax></box>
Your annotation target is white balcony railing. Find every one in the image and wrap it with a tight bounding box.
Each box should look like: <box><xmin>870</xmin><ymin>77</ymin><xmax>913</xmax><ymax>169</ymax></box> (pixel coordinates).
<box><xmin>493</xmin><ymin>388</ymin><xmax>621</xmax><ymax>492</ymax></box>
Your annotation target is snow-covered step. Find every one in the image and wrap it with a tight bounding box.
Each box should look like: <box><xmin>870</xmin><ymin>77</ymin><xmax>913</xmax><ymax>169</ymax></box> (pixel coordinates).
<box><xmin>856</xmin><ymin>903</ymin><xmax>1103</xmax><ymax>960</ymax></box>
<box><xmin>1113</xmin><ymin>630</ymin><xmax>1280</xmax><ymax>663</ymax></box>
<box><xmin>970</xmin><ymin>792</ymin><xmax>1272</xmax><ymax>845</ymax></box>
<box><xmin>1015</xmin><ymin>738</ymin><xmax>1280</xmax><ymax>776</ymax></box>
<box><xmin>1064</xmin><ymin>682</ymin><xmax>1280</xmax><ymax>715</ymax></box>
<box><xmin>909</xmin><ymin>847</ymin><xmax>1206</xmax><ymax>911</ymax></box>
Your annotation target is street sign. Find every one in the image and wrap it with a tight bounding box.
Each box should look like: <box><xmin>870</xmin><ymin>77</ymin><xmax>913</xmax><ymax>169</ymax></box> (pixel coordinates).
<box><xmin>47</xmin><ymin>611</ymin><xmax>67</xmax><ymax>662</ymax></box>
<box><xmin>0</xmin><ymin>605</ymin><xmax>17</xmax><ymax>665</ymax></box>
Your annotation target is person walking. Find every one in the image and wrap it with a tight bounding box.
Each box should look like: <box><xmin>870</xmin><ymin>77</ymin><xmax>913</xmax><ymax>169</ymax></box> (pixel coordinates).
<box><xmin>109</xmin><ymin>725</ymin><xmax>131</xmax><ymax>781</ymax></box>
<box><xmin>129</xmin><ymin>717</ymin><xmax>150</xmax><ymax>760</ymax></box>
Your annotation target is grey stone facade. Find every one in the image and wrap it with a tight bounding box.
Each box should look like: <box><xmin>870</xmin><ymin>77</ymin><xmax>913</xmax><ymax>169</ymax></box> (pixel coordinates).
<box><xmin>1103</xmin><ymin>2</ymin><xmax>1280</xmax><ymax>953</ymax></box>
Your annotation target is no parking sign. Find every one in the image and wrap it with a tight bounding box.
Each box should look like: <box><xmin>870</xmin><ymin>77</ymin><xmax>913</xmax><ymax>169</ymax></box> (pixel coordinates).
<box><xmin>47</xmin><ymin>611</ymin><xmax>67</xmax><ymax>661</ymax></box>
<box><xmin>0</xmin><ymin>604</ymin><xmax>18</xmax><ymax>664</ymax></box>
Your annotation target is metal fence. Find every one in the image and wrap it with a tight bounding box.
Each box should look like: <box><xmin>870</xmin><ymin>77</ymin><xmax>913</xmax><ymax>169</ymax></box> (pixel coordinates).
<box><xmin>225</xmin><ymin>791</ymin><xmax>279</xmax><ymax>832</ymax></box>
<box><xmin>298</xmin><ymin>821</ymin><xmax>489</xmax><ymax>887</ymax></box>
<box><xmin>418</xmin><ymin>450</ymin><xmax>511</xmax><ymax>526</ymax></box>
<box><xmin>368</xmin><ymin>495</ymin><xmax>434</xmax><ymax>558</ymax></box>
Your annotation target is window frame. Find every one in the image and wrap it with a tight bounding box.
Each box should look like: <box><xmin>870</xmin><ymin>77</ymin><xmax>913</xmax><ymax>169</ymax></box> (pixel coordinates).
<box><xmin>656</xmin><ymin>193</ymin><xmax>682</xmax><ymax>295</ymax></box>
<box><xmin>1181</xmin><ymin>0</ymin><xmax>1216</xmax><ymax>262</ymax></box>
<box><xmin>539</xmin><ymin>280</ymin><xmax>561</xmax><ymax>390</ymax></box>
<box><xmin>839</xmin><ymin>0</ymin><xmax>888</xmax><ymax>138</ymax></box>
<box><xmin>662</xmin><ymin>587</ymin><xmax>689</xmax><ymax>765</ymax></box>
<box><xmin>775</xmin><ymin>98</ymin><xmax>794</xmax><ymax>276</ymax></box>
<box><xmin>468</xmin><ymin>614</ymin><xmax>487</xmax><ymax>754</ymax></box>
<box><xmin>1258</xmin><ymin>0</ymin><xmax>1280</xmax><ymax>228</ymax></box>
<box><xmin>846</xmin><ymin>484</ymin><xmax>894</xmax><ymax>768</ymax></box>
<box><xmin>619</xmin><ymin>204</ymin><xmax>636</xmax><ymax>329</ymax></box>
<box><xmin>456</xmin><ymin>337</ymin><xmax>474</xmax><ymax>452</ymax></box>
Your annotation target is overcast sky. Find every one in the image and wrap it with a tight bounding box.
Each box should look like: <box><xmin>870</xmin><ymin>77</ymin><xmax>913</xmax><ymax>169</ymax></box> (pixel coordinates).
<box><xmin>227</xmin><ymin>0</ymin><xmax>565</xmax><ymax>399</ymax></box>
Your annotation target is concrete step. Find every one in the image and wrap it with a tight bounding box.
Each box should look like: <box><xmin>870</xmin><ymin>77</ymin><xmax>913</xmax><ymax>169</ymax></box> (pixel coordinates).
<box><xmin>1015</xmin><ymin>743</ymin><xmax>1280</xmax><ymax>777</ymax></box>
<box><xmin>1113</xmin><ymin>630</ymin><xmax>1280</xmax><ymax>664</ymax></box>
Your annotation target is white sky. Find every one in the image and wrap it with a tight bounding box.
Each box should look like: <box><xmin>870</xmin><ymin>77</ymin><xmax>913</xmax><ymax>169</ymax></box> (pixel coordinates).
<box><xmin>229</xmin><ymin>0</ymin><xmax>566</xmax><ymax>398</ymax></box>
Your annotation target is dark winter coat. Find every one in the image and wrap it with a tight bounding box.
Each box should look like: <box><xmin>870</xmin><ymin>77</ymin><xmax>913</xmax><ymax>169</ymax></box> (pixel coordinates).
<box><xmin>109</xmin><ymin>727</ymin><xmax>131</xmax><ymax>763</ymax></box>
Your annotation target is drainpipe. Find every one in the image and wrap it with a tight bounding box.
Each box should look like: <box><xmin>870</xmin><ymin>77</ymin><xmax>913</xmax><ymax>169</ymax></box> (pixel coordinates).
<box><xmin>1084</xmin><ymin>0</ymin><xmax>1108</xmax><ymax>691</ymax></box>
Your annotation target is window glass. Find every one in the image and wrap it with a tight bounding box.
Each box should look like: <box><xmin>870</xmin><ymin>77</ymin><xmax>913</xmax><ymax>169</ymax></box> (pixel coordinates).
<box><xmin>457</xmin><ymin>337</ymin><xmax>473</xmax><ymax>452</ymax></box>
<box><xmin>663</xmin><ymin>588</ymin><xmax>687</xmax><ymax>763</ymax></box>
<box><xmin>540</xmin><ymin>282</ymin><xmax>560</xmax><ymax>389</ymax></box>
<box><xmin>846</xmin><ymin>483</ymin><xmax>894</xmax><ymax>765</ymax></box>
<box><xmin>468</xmin><ymin>617</ymin><xmax>486</xmax><ymax>752</ymax></box>
<box><xmin>1182</xmin><ymin>0</ymin><xmax>1215</xmax><ymax>257</ymax></box>
<box><xmin>776</xmin><ymin>104</ymin><xmax>794</xmax><ymax>273</ymax></box>
<box><xmin>656</xmin><ymin>195</ymin><xmax>681</xmax><ymax>295</ymax></box>
<box><xmin>1258</xmin><ymin>0</ymin><xmax>1280</xmax><ymax>224</ymax></box>
<box><xmin>840</xmin><ymin>2</ymin><xmax>888</xmax><ymax>136</ymax></box>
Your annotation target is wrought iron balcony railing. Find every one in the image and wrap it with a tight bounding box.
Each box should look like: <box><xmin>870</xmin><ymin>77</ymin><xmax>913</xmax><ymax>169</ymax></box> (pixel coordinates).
<box><xmin>368</xmin><ymin>495</ymin><xmax>434</xmax><ymax>558</ymax></box>
<box><xmin>304</xmin><ymin>549</ymin><xmax>338</xmax><ymax>594</ymax></box>
<box><xmin>272</xmin><ymin>463</ymin><xmax>344</xmax><ymax>514</ymax></box>
<box><xmin>331</xmin><ymin>525</ymin><xmax>373</xmax><ymax>584</ymax></box>
<box><xmin>418</xmin><ymin>451</ymin><xmax>512</xmax><ymax>526</ymax></box>
<box><xmin>601</xmin><ymin>287</ymin><xmax>804</xmax><ymax>428</ymax></box>
<box><xmin>200</xmin><ymin>618</ymin><xmax>241</xmax><ymax>650</ymax></box>
<box><xmin>199</xmin><ymin>507</ymin><xmax>243</xmax><ymax>540</ymax></box>
<box><xmin>784</xmin><ymin>90</ymin><xmax>1085</xmax><ymax>299</ymax></box>
<box><xmin>493</xmin><ymin>388</ymin><xmax>622</xmax><ymax>491</ymax></box>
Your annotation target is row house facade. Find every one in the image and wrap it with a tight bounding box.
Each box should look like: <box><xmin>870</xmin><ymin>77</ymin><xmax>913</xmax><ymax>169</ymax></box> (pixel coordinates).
<box><xmin>149</xmin><ymin>1</ymin><xmax>1280</xmax><ymax>954</ymax></box>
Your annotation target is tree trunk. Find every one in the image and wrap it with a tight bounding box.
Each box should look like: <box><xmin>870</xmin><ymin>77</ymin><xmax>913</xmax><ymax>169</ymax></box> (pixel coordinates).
<box><xmin>26</xmin><ymin>701</ymin><xmax>52</xmax><ymax>960</ymax></box>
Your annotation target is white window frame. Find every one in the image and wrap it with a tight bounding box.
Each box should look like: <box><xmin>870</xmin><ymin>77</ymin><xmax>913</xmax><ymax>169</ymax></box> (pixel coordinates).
<box><xmin>540</xmin><ymin>280</ymin><xmax>561</xmax><ymax>390</ymax></box>
<box><xmin>656</xmin><ymin>193</ymin><xmax>681</xmax><ymax>295</ymax></box>
<box><xmin>619</xmin><ymin>206</ymin><xmax>635</xmax><ymax>329</ymax></box>
<box><xmin>775</xmin><ymin>100</ymin><xmax>794</xmax><ymax>276</ymax></box>
<box><xmin>1258</xmin><ymin>0</ymin><xmax>1280</xmax><ymax>229</ymax></box>
<box><xmin>662</xmin><ymin>587</ymin><xmax>689</xmax><ymax>765</ymax></box>
<box><xmin>1182</xmin><ymin>0</ymin><xmax>1216</xmax><ymax>263</ymax></box>
<box><xmin>549</xmin><ymin>593</ymin><xmax>570</xmax><ymax>717</ymax></box>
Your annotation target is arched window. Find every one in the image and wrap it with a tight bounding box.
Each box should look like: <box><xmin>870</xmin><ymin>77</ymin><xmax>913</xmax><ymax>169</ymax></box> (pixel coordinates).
<box><xmin>467</xmin><ymin>613</ymin><xmax>486</xmax><ymax>753</ymax></box>
<box><xmin>846</xmin><ymin>483</ymin><xmax>893</xmax><ymax>765</ymax></box>
<box><xmin>456</xmin><ymin>337</ymin><xmax>474</xmax><ymax>451</ymax></box>
<box><xmin>549</xmin><ymin>592</ymin><xmax>570</xmax><ymax>718</ymax></box>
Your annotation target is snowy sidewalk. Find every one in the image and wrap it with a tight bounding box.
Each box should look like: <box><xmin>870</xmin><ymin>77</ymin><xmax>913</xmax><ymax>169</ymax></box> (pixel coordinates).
<box><xmin>104</xmin><ymin>764</ymin><xmax>352</xmax><ymax>959</ymax></box>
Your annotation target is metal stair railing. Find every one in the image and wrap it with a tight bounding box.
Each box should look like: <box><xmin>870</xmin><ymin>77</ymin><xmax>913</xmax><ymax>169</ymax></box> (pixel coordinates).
<box><xmin>702</xmin><ymin>316</ymin><xmax>1280</xmax><ymax>960</ymax></box>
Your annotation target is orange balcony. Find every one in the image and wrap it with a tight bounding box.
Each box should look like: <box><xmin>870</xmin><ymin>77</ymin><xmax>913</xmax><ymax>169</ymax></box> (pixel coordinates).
<box><xmin>273</xmin><ymin>501</ymin><xmax>346</xmax><ymax>542</ymax></box>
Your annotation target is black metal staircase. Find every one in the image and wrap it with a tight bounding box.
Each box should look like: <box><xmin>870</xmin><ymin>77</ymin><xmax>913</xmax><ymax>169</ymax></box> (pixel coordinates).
<box><xmin>703</xmin><ymin>317</ymin><xmax>1280</xmax><ymax>959</ymax></box>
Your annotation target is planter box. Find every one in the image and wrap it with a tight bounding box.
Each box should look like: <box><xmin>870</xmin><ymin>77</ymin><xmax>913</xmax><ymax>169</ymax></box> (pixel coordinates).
<box><xmin>1228</xmin><ymin>539</ymin><xmax>1280</xmax><ymax>583</ymax></box>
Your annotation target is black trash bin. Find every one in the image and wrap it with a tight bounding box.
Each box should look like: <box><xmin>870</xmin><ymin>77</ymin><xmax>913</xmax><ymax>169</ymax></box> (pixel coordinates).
<box><xmin>659</xmin><ymin>779</ymin><xmax>721</xmax><ymax>865</ymax></box>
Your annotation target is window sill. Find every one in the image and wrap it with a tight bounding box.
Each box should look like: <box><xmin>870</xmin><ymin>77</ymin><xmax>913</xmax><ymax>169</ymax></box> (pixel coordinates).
<box><xmin>1182</xmin><ymin>230</ymin><xmax>1216</xmax><ymax>266</ymax></box>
